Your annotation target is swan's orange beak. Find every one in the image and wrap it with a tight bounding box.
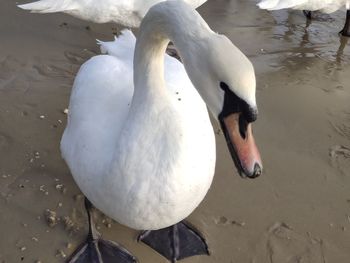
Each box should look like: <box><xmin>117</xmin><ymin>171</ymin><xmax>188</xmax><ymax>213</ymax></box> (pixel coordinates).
<box><xmin>220</xmin><ymin>113</ymin><xmax>262</xmax><ymax>179</ymax></box>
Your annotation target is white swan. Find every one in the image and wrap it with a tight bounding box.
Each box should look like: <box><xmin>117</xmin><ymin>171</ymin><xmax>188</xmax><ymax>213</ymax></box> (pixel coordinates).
<box><xmin>61</xmin><ymin>1</ymin><xmax>262</xmax><ymax>262</ymax></box>
<box><xmin>258</xmin><ymin>0</ymin><xmax>350</xmax><ymax>36</ymax></box>
<box><xmin>18</xmin><ymin>0</ymin><xmax>206</xmax><ymax>27</ymax></box>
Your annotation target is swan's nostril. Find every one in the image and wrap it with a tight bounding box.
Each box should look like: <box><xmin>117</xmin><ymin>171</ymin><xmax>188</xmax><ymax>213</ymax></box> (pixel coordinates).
<box><xmin>239</xmin><ymin>114</ymin><xmax>248</xmax><ymax>139</ymax></box>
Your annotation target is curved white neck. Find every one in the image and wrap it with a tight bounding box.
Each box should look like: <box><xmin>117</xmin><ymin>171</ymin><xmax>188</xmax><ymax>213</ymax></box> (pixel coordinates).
<box><xmin>132</xmin><ymin>1</ymin><xmax>211</xmax><ymax>105</ymax></box>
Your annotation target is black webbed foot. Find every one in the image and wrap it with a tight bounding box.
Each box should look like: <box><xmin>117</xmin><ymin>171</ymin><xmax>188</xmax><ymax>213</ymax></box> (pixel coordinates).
<box><xmin>138</xmin><ymin>221</ymin><xmax>209</xmax><ymax>263</ymax></box>
<box><xmin>67</xmin><ymin>238</ymin><xmax>136</xmax><ymax>263</ymax></box>
<box><xmin>67</xmin><ymin>198</ymin><xmax>137</xmax><ymax>263</ymax></box>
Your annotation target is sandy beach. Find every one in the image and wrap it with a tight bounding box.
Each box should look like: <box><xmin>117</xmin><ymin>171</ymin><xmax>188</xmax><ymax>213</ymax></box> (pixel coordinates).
<box><xmin>0</xmin><ymin>0</ymin><xmax>350</xmax><ymax>262</ymax></box>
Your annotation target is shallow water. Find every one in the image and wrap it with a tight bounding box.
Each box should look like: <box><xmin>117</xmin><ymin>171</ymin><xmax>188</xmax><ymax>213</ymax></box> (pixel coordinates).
<box><xmin>0</xmin><ymin>0</ymin><xmax>349</xmax><ymax>262</ymax></box>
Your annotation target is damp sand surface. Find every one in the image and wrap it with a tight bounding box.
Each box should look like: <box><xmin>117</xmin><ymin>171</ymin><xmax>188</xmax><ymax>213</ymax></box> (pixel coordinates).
<box><xmin>1</xmin><ymin>0</ymin><xmax>350</xmax><ymax>262</ymax></box>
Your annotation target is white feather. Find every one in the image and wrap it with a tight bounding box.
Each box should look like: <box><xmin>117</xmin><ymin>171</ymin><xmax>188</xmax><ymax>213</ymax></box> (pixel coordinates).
<box><xmin>258</xmin><ymin>0</ymin><xmax>350</xmax><ymax>13</ymax></box>
<box><xmin>18</xmin><ymin>0</ymin><xmax>207</xmax><ymax>27</ymax></box>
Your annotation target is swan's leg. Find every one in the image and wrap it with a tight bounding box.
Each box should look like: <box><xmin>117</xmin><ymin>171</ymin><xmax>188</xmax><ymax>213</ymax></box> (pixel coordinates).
<box><xmin>67</xmin><ymin>198</ymin><xmax>137</xmax><ymax>263</ymax></box>
<box><xmin>138</xmin><ymin>221</ymin><xmax>209</xmax><ymax>263</ymax></box>
<box><xmin>303</xmin><ymin>10</ymin><xmax>312</xmax><ymax>19</ymax></box>
<box><xmin>340</xmin><ymin>10</ymin><xmax>350</xmax><ymax>37</ymax></box>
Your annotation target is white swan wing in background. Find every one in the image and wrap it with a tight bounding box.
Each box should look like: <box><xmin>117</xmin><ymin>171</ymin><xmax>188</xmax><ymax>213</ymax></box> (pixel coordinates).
<box><xmin>258</xmin><ymin>0</ymin><xmax>349</xmax><ymax>13</ymax></box>
<box><xmin>18</xmin><ymin>0</ymin><xmax>207</xmax><ymax>27</ymax></box>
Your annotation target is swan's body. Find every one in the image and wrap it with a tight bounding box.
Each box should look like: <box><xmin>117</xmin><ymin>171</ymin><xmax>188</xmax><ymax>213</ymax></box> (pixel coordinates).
<box><xmin>61</xmin><ymin>30</ymin><xmax>216</xmax><ymax>229</ymax></box>
<box><xmin>258</xmin><ymin>0</ymin><xmax>350</xmax><ymax>13</ymax></box>
<box><xmin>18</xmin><ymin>0</ymin><xmax>206</xmax><ymax>27</ymax></box>
<box><xmin>61</xmin><ymin>1</ymin><xmax>262</xmax><ymax>261</ymax></box>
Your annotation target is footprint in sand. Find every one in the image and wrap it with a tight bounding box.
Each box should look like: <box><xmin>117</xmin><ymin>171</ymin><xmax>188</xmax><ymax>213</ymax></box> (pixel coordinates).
<box><xmin>64</xmin><ymin>50</ymin><xmax>96</xmax><ymax>65</ymax></box>
<box><xmin>0</xmin><ymin>131</ymin><xmax>13</xmax><ymax>150</ymax></box>
<box><xmin>0</xmin><ymin>55</ymin><xmax>22</xmax><ymax>75</ymax></box>
<box><xmin>214</xmin><ymin>216</ymin><xmax>246</xmax><ymax>227</ymax></box>
<box><xmin>32</xmin><ymin>62</ymin><xmax>74</xmax><ymax>79</ymax></box>
<box><xmin>329</xmin><ymin>111</ymin><xmax>350</xmax><ymax>141</ymax></box>
<box><xmin>0</xmin><ymin>55</ymin><xmax>68</xmax><ymax>89</ymax></box>
<box><xmin>0</xmin><ymin>55</ymin><xmax>24</xmax><ymax>89</ymax></box>
<box><xmin>330</xmin><ymin>145</ymin><xmax>350</xmax><ymax>159</ymax></box>
<box><xmin>251</xmin><ymin>222</ymin><xmax>348</xmax><ymax>263</ymax></box>
<box><xmin>263</xmin><ymin>222</ymin><xmax>325</xmax><ymax>263</ymax></box>
<box><xmin>32</xmin><ymin>50</ymin><xmax>97</xmax><ymax>79</ymax></box>
<box><xmin>330</xmin><ymin>121</ymin><xmax>350</xmax><ymax>141</ymax></box>
<box><xmin>309</xmin><ymin>12</ymin><xmax>335</xmax><ymax>23</ymax></box>
<box><xmin>329</xmin><ymin>145</ymin><xmax>350</xmax><ymax>176</ymax></box>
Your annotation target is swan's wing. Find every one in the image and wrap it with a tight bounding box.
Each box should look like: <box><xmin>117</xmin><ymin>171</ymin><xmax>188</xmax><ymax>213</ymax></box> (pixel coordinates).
<box><xmin>18</xmin><ymin>0</ymin><xmax>208</xmax><ymax>26</ymax></box>
<box><xmin>18</xmin><ymin>0</ymin><xmax>138</xmax><ymax>25</ymax></box>
<box><xmin>18</xmin><ymin>0</ymin><xmax>78</xmax><ymax>13</ymax></box>
<box><xmin>97</xmin><ymin>30</ymin><xmax>136</xmax><ymax>64</ymax></box>
<box><xmin>61</xmin><ymin>54</ymin><xmax>133</xmax><ymax>178</ymax></box>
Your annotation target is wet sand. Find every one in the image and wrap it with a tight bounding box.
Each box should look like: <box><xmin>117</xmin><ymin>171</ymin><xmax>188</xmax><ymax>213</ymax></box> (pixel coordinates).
<box><xmin>1</xmin><ymin>0</ymin><xmax>350</xmax><ymax>262</ymax></box>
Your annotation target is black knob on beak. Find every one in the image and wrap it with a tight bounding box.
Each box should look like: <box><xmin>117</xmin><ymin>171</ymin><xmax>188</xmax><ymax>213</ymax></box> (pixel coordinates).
<box><xmin>248</xmin><ymin>163</ymin><xmax>262</xmax><ymax>179</ymax></box>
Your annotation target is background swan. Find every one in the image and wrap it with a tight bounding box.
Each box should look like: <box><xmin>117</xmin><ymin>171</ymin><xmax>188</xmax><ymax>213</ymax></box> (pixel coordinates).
<box><xmin>61</xmin><ymin>1</ymin><xmax>262</xmax><ymax>262</ymax></box>
<box><xmin>258</xmin><ymin>0</ymin><xmax>350</xmax><ymax>36</ymax></box>
<box><xmin>18</xmin><ymin>0</ymin><xmax>207</xmax><ymax>27</ymax></box>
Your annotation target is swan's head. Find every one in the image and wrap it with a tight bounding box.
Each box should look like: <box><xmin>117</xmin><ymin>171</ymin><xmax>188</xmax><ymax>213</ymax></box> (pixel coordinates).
<box><xmin>184</xmin><ymin>33</ymin><xmax>262</xmax><ymax>179</ymax></box>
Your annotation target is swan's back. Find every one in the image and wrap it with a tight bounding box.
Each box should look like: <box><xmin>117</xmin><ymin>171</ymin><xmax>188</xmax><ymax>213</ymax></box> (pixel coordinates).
<box><xmin>258</xmin><ymin>0</ymin><xmax>349</xmax><ymax>13</ymax></box>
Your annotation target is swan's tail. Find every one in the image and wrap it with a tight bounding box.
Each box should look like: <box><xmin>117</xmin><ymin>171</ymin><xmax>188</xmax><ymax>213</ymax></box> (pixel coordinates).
<box><xmin>18</xmin><ymin>0</ymin><xmax>76</xmax><ymax>13</ymax></box>
<box><xmin>97</xmin><ymin>30</ymin><xmax>136</xmax><ymax>59</ymax></box>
